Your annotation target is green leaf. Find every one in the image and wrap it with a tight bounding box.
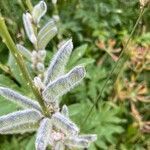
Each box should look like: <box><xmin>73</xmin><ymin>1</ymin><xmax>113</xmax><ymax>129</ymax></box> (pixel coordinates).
<box><xmin>75</xmin><ymin>58</ymin><xmax>95</xmax><ymax>66</ymax></box>
<box><xmin>69</xmin><ymin>44</ymin><xmax>88</xmax><ymax>66</ymax></box>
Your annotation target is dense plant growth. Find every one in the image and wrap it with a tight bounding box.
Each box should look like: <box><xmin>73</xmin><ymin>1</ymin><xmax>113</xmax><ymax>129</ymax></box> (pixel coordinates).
<box><xmin>0</xmin><ymin>0</ymin><xmax>149</xmax><ymax>149</ymax></box>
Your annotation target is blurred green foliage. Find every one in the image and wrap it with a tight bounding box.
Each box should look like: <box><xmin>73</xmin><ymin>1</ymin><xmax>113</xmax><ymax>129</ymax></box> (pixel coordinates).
<box><xmin>0</xmin><ymin>0</ymin><xmax>149</xmax><ymax>149</ymax></box>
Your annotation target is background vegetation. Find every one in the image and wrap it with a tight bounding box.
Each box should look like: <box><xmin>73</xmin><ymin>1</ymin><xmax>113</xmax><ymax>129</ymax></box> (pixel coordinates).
<box><xmin>0</xmin><ymin>0</ymin><xmax>149</xmax><ymax>149</ymax></box>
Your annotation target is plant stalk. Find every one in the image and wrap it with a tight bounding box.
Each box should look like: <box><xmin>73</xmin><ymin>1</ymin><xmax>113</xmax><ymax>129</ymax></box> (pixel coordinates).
<box><xmin>0</xmin><ymin>15</ymin><xmax>49</xmax><ymax>116</ymax></box>
<box><xmin>81</xmin><ymin>7</ymin><xmax>146</xmax><ymax>126</ymax></box>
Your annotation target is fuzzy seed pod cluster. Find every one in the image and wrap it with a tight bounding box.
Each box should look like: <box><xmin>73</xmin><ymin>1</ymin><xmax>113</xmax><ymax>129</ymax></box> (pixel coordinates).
<box><xmin>0</xmin><ymin>1</ymin><xmax>97</xmax><ymax>150</ymax></box>
<box><xmin>18</xmin><ymin>1</ymin><xmax>57</xmax><ymax>76</ymax></box>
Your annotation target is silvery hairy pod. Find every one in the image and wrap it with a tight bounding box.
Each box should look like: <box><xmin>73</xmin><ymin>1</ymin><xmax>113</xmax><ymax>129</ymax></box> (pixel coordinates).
<box><xmin>52</xmin><ymin>0</ymin><xmax>57</xmax><ymax>5</ymax></box>
<box><xmin>0</xmin><ymin>122</ymin><xmax>38</xmax><ymax>134</ymax></box>
<box><xmin>0</xmin><ymin>87</ymin><xmax>42</xmax><ymax>112</ymax></box>
<box><xmin>52</xmin><ymin>112</ymin><xmax>79</xmax><ymax>136</ymax></box>
<box><xmin>44</xmin><ymin>39</ymin><xmax>73</xmax><ymax>85</ymax></box>
<box><xmin>0</xmin><ymin>109</ymin><xmax>43</xmax><ymax>131</ymax></box>
<box><xmin>34</xmin><ymin>77</ymin><xmax>45</xmax><ymax>90</ymax></box>
<box><xmin>79</xmin><ymin>134</ymin><xmax>97</xmax><ymax>142</ymax></box>
<box><xmin>42</xmin><ymin>66</ymin><xmax>86</xmax><ymax>103</ymax></box>
<box><xmin>16</xmin><ymin>44</ymin><xmax>32</xmax><ymax>61</ymax></box>
<box><xmin>38</xmin><ymin>50</ymin><xmax>46</xmax><ymax>61</ymax></box>
<box><xmin>64</xmin><ymin>137</ymin><xmax>89</xmax><ymax>148</ymax></box>
<box><xmin>23</xmin><ymin>13</ymin><xmax>37</xmax><ymax>44</ymax></box>
<box><xmin>37</xmin><ymin>20</ymin><xmax>57</xmax><ymax>50</ymax></box>
<box><xmin>36</xmin><ymin>118</ymin><xmax>52</xmax><ymax>150</ymax></box>
<box><xmin>54</xmin><ymin>142</ymin><xmax>65</xmax><ymax>150</ymax></box>
<box><xmin>61</xmin><ymin>105</ymin><xmax>69</xmax><ymax>118</ymax></box>
<box><xmin>31</xmin><ymin>51</ymin><xmax>38</xmax><ymax>64</ymax></box>
<box><xmin>32</xmin><ymin>1</ymin><xmax>47</xmax><ymax>24</ymax></box>
<box><xmin>139</xmin><ymin>0</ymin><xmax>149</xmax><ymax>7</ymax></box>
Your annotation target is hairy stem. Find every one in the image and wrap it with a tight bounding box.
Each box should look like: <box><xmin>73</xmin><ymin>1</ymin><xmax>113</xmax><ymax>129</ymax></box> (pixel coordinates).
<box><xmin>81</xmin><ymin>7</ymin><xmax>146</xmax><ymax>126</ymax></box>
<box><xmin>0</xmin><ymin>15</ymin><xmax>49</xmax><ymax>116</ymax></box>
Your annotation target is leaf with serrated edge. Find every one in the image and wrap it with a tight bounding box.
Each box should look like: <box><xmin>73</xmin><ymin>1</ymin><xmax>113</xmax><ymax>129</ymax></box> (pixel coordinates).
<box><xmin>44</xmin><ymin>39</ymin><xmax>73</xmax><ymax>85</ymax></box>
<box><xmin>0</xmin><ymin>87</ymin><xmax>42</xmax><ymax>112</ymax></box>
<box><xmin>43</xmin><ymin>66</ymin><xmax>85</xmax><ymax>103</ymax></box>
<box><xmin>0</xmin><ymin>109</ymin><xmax>42</xmax><ymax>130</ymax></box>
<box><xmin>35</xmin><ymin>118</ymin><xmax>52</xmax><ymax>150</ymax></box>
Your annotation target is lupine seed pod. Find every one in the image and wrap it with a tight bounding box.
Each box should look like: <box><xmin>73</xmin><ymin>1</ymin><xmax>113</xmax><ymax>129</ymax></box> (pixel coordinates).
<box><xmin>0</xmin><ymin>122</ymin><xmax>38</xmax><ymax>134</ymax></box>
<box><xmin>52</xmin><ymin>15</ymin><xmax>60</xmax><ymax>22</ymax></box>
<box><xmin>0</xmin><ymin>109</ymin><xmax>43</xmax><ymax>130</ymax></box>
<box><xmin>36</xmin><ymin>62</ymin><xmax>45</xmax><ymax>72</ymax></box>
<box><xmin>34</xmin><ymin>77</ymin><xmax>45</xmax><ymax>90</ymax></box>
<box><xmin>54</xmin><ymin>142</ymin><xmax>65</xmax><ymax>150</ymax></box>
<box><xmin>52</xmin><ymin>0</ymin><xmax>57</xmax><ymax>4</ymax></box>
<box><xmin>37</xmin><ymin>26</ymin><xmax>57</xmax><ymax>50</ymax></box>
<box><xmin>52</xmin><ymin>112</ymin><xmax>79</xmax><ymax>136</ymax></box>
<box><xmin>0</xmin><ymin>87</ymin><xmax>42</xmax><ymax>112</ymax></box>
<box><xmin>79</xmin><ymin>134</ymin><xmax>97</xmax><ymax>142</ymax></box>
<box><xmin>38</xmin><ymin>19</ymin><xmax>56</xmax><ymax>41</ymax></box>
<box><xmin>42</xmin><ymin>66</ymin><xmax>86</xmax><ymax>103</ymax></box>
<box><xmin>16</xmin><ymin>44</ymin><xmax>32</xmax><ymax>61</ymax></box>
<box><xmin>44</xmin><ymin>39</ymin><xmax>73</xmax><ymax>85</ymax></box>
<box><xmin>64</xmin><ymin>137</ymin><xmax>89</xmax><ymax>148</ymax></box>
<box><xmin>38</xmin><ymin>50</ymin><xmax>46</xmax><ymax>61</ymax></box>
<box><xmin>23</xmin><ymin>13</ymin><xmax>37</xmax><ymax>44</ymax></box>
<box><xmin>32</xmin><ymin>1</ymin><xmax>47</xmax><ymax>24</ymax></box>
<box><xmin>61</xmin><ymin>105</ymin><xmax>69</xmax><ymax>118</ymax></box>
<box><xmin>35</xmin><ymin>118</ymin><xmax>52</xmax><ymax>150</ymax></box>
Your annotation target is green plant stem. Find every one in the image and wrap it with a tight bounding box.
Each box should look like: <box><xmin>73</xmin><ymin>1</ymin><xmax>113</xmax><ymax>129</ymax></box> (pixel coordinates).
<box><xmin>0</xmin><ymin>15</ymin><xmax>49</xmax><ymax>116</ymax></box>
<box><xmin>81</xmin><ymin>7</ymin><xmax>146</xmax><ymax>126</ymax></box>
<box><xmin>26</xmin><ymin>0</ymin><xmax>33</xmax><ymax>12</ymax></box>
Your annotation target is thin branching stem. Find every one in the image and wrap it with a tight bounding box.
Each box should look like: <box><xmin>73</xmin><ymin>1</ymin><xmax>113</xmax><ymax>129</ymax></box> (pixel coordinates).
<box><xmin>0</xmin><ymin>15</ymin><xmax>49</xmax><ymax>116</ymax></box>
<box><xmin>81</xmin><ymin>7</ymin><xmax>146</xmax><ymax>126</ymax></box>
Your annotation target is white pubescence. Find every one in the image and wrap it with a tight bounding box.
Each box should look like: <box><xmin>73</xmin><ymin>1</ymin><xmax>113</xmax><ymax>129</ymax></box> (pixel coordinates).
<box><xmin>37</xmin><ymin>25</ymin><xmax>57</xmax><ymax>50</ymax></box>
<box><xmin>0</xmin><ymin>109</ymin><xmax>43</xmax><ymax>131</ymax></box>
<box><xmin>0</xmin><ymin>122</ymin><xmax>38</xmax><ymax>134</ymax></box>
<box><xmin>16</xmin><ymin>44</ymin><xmax>32</xmax><ymax>61</ymax></box>
<box><xmin>44</xmin><ymin>39</ymin><xmax>73</xmax><ymax>85</ymax></box>
<box><xmin>64</xmin><ymin>137</ymin><xmax>89</xmax><ymax>148</ymax></box>
<box><xmin>36</xmin><ymin>118</ymin><xmax>52</xmax><ymax>150</ymax></box>
<box><xmin>23</xmin><ymin>13</ymin><xmax>37</xmax><ymax>44</ymax></box>
<box><xmin>34</xmin><ymin>76</ymin><xmax>45</xmax><ymax>90</ymax></box>
<box><xmin>54</xmin><ymin>141</ymin><xmax>65</xmax><ymax>150</ymax></box>
<box><xmin>42</xmin><ymin>66</ymin><xmax>86</xmax><ymax>103</ymax></box>
<box><xmin>61</xmin><ymin>105</ymin><xmax>69</xmax><ymax>118</ymax></box>
<box><xmin>52</xmin><ymin>112</ymin><xmax>79</xmax><ymax>136</ymax></box>
<box><xmin>32</xmin><ymin>1</ymin><xmax>47</xmax><ymax>24</ymax></box>
<box><xmin>0</xmin><ymin>87</ymin><xmax>42</xmax><ymax>112</ymax></box>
